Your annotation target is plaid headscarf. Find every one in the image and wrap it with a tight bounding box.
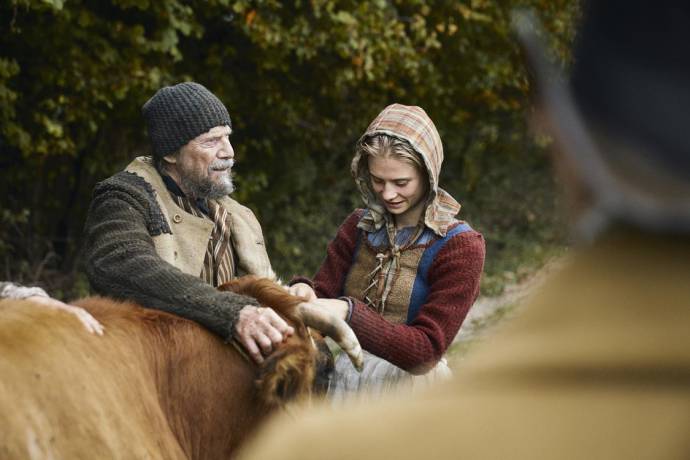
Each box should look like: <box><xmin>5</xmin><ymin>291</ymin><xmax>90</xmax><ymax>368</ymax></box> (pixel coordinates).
<box><xmin>351</xmin><ymin>103</ymin><xmax>461</xmax><ymax>237</ymax></box>
<box><xmin>351</xmin><ymin>104</ymin><xmax>462</xmax><ymax>312</ymax></box>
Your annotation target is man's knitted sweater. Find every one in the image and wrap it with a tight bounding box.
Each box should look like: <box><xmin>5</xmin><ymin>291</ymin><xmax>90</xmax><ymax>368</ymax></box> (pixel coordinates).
<box><xmin>82</xmin><ymin>170</ymin><xmax>259</xmax><ymax>340</ymax></box>
<box><xmin>313</xmin><ymin>210</ymin><xmax>485</xmax><ymax>374</ymax></box>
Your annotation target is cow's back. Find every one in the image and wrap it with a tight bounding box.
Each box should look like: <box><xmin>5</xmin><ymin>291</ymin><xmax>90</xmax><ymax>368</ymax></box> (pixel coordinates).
<box><xmin>0</xmin><ymin>297</ymin><xmax>266</xmax><ymax>459</ymax></box>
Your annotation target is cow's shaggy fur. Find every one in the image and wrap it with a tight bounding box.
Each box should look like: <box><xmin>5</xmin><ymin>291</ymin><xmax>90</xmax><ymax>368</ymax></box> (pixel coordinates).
<box><xmin>0</xmin><ymin>276</ymin><xmax>326</xmax><ymax>459</ymax></box>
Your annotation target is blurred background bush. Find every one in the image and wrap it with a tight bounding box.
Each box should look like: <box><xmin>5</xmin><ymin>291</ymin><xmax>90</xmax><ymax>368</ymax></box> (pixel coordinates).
<box><xmin>0</xmin><ymin>0</ymin><xmax>578</xmax><ymax>298</ymax></box>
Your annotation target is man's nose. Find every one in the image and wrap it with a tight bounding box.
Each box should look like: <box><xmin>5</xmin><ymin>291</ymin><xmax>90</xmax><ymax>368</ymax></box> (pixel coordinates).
<box><xmin>219</xmin><ymin>137</ymin><xmax>234</xmax><ymax>159</ymax></box>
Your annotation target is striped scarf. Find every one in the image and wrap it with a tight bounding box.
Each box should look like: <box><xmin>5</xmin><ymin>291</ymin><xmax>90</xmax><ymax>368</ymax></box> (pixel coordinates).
<box><xmin>171</xmin><ymin>195</ymin><xmax>236</xmax><ymax>287</ymax></box>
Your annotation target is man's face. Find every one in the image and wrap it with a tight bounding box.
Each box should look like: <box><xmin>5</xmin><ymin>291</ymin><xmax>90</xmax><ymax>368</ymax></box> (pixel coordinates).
<box><xmin>168</xmin><ymin>125</ymin><xmax>235</xmax><ymax>199</ymax></box>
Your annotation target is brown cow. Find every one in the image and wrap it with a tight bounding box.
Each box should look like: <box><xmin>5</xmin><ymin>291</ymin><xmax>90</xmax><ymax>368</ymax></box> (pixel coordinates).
<box><xmin>0</xmin><ymin>276</ymin><xmax>358</xmax><ymax>459</ymax></box>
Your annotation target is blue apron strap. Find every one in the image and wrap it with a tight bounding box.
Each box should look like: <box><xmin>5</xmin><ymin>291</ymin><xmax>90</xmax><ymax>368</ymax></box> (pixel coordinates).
<box><xmin>407</xmin><ymin>223</ymin><xmax>472</xmax><ymax>323</ymax></box>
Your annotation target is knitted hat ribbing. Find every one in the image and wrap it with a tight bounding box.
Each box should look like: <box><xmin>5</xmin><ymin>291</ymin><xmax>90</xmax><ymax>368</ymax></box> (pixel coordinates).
<box><xmin>142</xmin><ymin>82</ymin><xmax>232</xmax><ymax>159</ymax></box>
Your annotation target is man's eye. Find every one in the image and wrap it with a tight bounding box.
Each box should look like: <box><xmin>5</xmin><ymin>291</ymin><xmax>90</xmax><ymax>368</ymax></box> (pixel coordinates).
<box><xmin>395</xmin><ymin>181</ymin><xmax>409</xmax><ymax>186</ymax></box>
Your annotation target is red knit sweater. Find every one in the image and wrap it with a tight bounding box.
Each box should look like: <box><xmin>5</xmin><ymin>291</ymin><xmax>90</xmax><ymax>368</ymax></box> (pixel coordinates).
<box><xmin>313</xmin><ymin>210</ymin><xmax>485</xmax><ymax>374</ymax></box>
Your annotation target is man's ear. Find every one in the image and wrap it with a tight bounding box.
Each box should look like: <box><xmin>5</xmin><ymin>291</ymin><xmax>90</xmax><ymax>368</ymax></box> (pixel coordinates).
<box><xmin>162</xmin><ymin>153</ymin><xmax>178</xmax><ymax>165</ymax></box>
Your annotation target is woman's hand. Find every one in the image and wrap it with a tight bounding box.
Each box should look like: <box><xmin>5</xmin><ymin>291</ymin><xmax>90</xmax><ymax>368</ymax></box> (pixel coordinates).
<box><xmin>288</xmin><ymin>282</ymin><xmax>317</xmax><ymax>301</ymax></box>
<box><xmin>27</xmin><ymin>296</ymin><xmax>105</xmax><ymax>336</ymax></box>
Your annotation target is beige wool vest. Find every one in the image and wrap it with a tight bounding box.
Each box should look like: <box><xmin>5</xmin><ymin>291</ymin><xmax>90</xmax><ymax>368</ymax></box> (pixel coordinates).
<box><xmin>125</xmin><ymin>156</ymin><xmax>276</xmax><ymax>281</ymax></box>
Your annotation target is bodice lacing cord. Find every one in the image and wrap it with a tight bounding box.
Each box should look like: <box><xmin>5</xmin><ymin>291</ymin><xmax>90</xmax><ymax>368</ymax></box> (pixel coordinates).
<box><xmin>361</xmin><ymin>223</ymin><xmax>424</xmax><ymax>314</ymax></box>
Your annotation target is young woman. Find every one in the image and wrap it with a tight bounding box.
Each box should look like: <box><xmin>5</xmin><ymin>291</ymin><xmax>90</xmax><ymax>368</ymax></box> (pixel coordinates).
<box><xmin>290</xmin><ymin>104</ymin><xmax>485</xmax><ymax>399</ymax></box>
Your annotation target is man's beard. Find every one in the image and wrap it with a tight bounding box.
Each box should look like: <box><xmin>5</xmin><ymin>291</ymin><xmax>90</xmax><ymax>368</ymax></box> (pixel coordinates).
<box><xmin>180</xmin><ymin>159</ymin><xmax>235</xmax><ymax>199</ymax></box>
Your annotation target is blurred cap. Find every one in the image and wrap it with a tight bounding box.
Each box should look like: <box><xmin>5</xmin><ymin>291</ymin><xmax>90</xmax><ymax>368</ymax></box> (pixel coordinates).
<box><xmin>513</xmin><ymin>2</ymin><xmax>690</xmax><ymax>236</ymax></box>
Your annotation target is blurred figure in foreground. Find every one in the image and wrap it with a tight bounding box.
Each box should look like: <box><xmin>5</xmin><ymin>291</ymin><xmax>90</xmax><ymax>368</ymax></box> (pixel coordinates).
<box><xmin>0</xmin><ymin>282</ymin><xmax>103</xmax><ymax>335</ymax></box>
<box><xmin>239</xmin><ymin>2</ymin><xmax>690</xmax><ymax>459</ymax></box>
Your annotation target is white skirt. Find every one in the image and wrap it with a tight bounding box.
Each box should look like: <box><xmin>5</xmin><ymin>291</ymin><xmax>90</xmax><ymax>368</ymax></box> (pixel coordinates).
<box><xmin>328</xmin><ymin>349</ymin><xmax>452</xmax><ymax>404</ymax></box>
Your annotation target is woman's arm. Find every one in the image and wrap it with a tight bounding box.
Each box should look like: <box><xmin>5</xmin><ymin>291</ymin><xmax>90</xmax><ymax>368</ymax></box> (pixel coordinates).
<box><xmin>308</xmin><ymin>210</ymin><xmax>364</xmax><ymax>298</ymax></box>
<box><xmin>347</xmin><ymin>230</ymin><xmax>485</xmax><ymax>374</ymax></box>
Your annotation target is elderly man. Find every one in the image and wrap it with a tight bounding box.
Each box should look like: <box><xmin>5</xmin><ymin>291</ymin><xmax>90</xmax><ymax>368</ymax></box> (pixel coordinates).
<box><xmin>238</xmin><ymin>2</ymin><xmax>690</xmax><ymax>459</ymax></box>
<box><xmin>83</xmin><ymin>82</ymin><xmax>291</xmax><ymax>363</ymax></box>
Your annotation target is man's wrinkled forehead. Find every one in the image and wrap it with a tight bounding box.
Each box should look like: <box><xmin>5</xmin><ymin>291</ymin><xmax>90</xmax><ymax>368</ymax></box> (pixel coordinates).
<box><xmin>196</xmin><ymin>125</ymin><xmax>232</xmax><ymax>140</ymax></box>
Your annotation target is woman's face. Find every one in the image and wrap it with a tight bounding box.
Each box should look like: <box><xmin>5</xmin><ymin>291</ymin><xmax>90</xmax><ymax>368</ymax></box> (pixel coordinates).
<box><xmin>368</xmin><ymin>155</ymin><xmax>428</xmax><ymax>227</ymax></box>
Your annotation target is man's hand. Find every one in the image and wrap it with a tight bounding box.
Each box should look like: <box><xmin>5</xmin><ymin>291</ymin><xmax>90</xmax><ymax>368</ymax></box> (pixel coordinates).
<box><xmin>287</xmin><ymin>283</ymin><xmax>317</xmax><ymax>301</ymax></box>
<box><xmin>235</xmin><ymin>305</ymin><xmax>295</xmax><ymax>364</ymax></box>
<box><xmin>296</xmin><ymin>298</ymin><xmax>363</xmax><ymax>371</ymax></box>
<box><xmin>27</xmin><ymin>296</ymin><xmax>105</xmax><ymax>336</ymax></box>
<box><xmin>300</xmin><ymin>298</ymin><xmax>349</xmax><ymax>322</ymax></box>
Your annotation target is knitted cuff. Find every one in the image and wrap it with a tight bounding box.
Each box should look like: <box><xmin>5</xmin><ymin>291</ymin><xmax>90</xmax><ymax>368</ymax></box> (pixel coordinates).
<box><xmin>337</xmin><ymin>296</ymin><xmax>354</xmax><ymax>323</ymax></box>
<box><xmin>287</xmin><ymin>276</ymin><xmax>314</xmax><ymax>288</ymax></box>
<box><xmin>0</xmin><ymin>282</ymin><xmax>49</xmax><ymax>300</ymax></box>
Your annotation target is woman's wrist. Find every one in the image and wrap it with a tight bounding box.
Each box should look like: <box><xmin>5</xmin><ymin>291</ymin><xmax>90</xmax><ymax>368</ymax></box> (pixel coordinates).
<box><xmin>287</xmin><ymin>276</ymin><xmax>314</xmax><ymax>288</ymax></box>
<box><xmin>337</xmin><ymin>296</ymin><xmax>354</xmax><ymax>323</ymax></box>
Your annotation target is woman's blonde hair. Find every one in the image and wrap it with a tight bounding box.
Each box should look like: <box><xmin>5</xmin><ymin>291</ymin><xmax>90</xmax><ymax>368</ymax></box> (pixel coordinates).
<box><xmin>356</xmin><ymin>134</ymin><xmax>426</xmax><ymax>178</ymax></box>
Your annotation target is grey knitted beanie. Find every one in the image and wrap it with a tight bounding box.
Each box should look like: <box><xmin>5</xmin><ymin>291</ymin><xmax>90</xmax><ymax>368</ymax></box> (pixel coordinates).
<box><xmin>142</xmin><ymin>82</ymin><xmax>232</xmax><ymax>159</ymax></box>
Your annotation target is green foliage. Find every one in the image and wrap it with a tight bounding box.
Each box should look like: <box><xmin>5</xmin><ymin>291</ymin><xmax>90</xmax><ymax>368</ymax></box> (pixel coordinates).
<box><xmin>0</xmin><ymin>208</ymin><xmax>29</xmax><ymax>260</ymax></box>
<box><xmin>0</xmin><ymin>206</ymin><xmax>56</xmax><ymax>289</ymax></box>
<box><xmin>0</xmin><ymin>0</ymin><xmax>579</xmax><ymax>294</ymax></box>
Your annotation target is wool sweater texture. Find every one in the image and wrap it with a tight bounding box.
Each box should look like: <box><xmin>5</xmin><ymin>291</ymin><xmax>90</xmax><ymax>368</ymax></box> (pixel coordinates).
<box><xmin>82</xmin><ymin>171</ymin><xmax>259</xmax><ymax>341</ymax></box>
<box><xmin>313</xmin><ymin>210</ymin><xmax>485</xmax><ymax>373</ymax></box>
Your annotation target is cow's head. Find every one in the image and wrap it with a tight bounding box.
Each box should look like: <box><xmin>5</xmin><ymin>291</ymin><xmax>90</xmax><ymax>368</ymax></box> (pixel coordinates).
<box><xmin>219</xmin><ymin>276</ymin><xmax>346</xmax><ymax>406</ymax></box>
